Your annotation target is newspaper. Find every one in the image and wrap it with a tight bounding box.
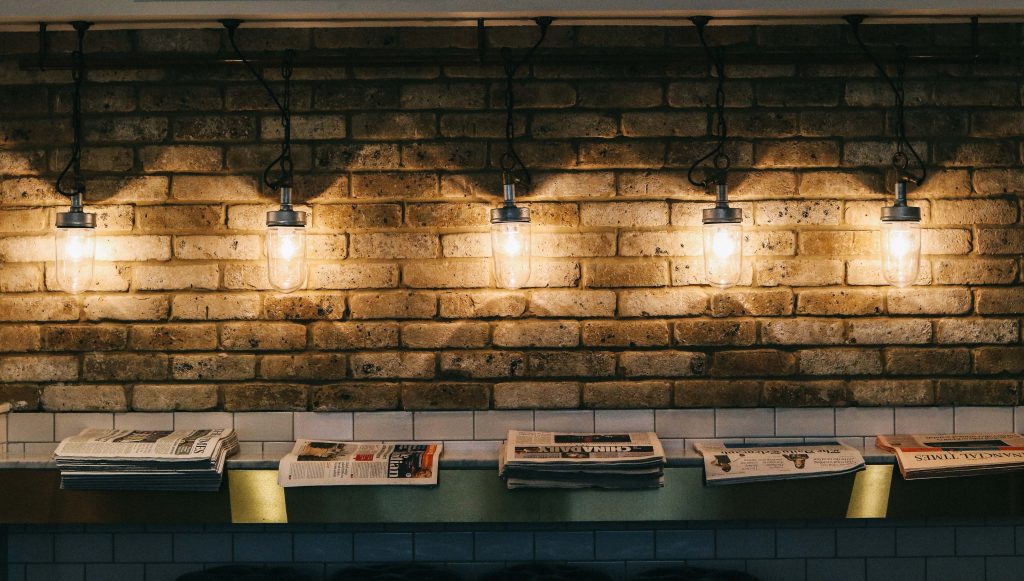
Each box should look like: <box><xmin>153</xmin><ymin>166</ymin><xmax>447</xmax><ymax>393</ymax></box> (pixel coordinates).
<box><xmin>877</xmin><ymin>433</ymin><xmax>1024</xmax><ymax>479</ymax></box>
<box><xmin>278</xmin><ymin>440</ymin><xmax>442</xmax><ymax>487</ymax></box>
<box><xmin>695</xmin><ymin>441</ymin><xmax>865</xmax><ymax>486</ymax></box>
<box><xmin>499</xmin><ymin>430</ymin><xmax>666</xmax><ymax>489</ymax></box>
<box><xmin>54</xmin><ymin>428</ymin><xmax>239</xmax><ymax>491</ymax></box>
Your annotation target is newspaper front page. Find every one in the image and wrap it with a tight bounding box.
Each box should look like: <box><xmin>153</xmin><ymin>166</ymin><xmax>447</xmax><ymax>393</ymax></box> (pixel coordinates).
<box><xmin>278</xmin><ymin>440</ymin><xmax>442</xmax><ymax>487</ymax></box>
<box><xmin>55</xmin><ymin>428</ymin><xmax>236</xmax><ymax>461</ymax></box>
<box><xmin>877</xmin><ymin>433</ymin><xmax>1024</xmax><ymax>479</ymax></box>
<box><xmin>695</xmin><ymin>441</ymin><xmax>865</xmax><ymax>486</ymax></box>
<box><xmin>499</xmin><ymin>431</ymin><xmax>666</xmax><ymax>489</ymax></box>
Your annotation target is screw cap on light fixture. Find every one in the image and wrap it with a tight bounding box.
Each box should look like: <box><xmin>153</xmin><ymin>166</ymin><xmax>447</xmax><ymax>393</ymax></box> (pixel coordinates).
<box><xmin>491</xmin><ymin>205</ymin><xmax>530</xmax><ymax>224</ymax></box>
<box><xmin>267</xmin><ymin>209</ymin><xmax>307</xmax><ymax>227</ymax></box>
<box><xmin>702</xmin><ymin>206</ymin><xmax>742</xmax><ymax>224</ymax></box>
<box><xmin>55</xmin><ymin>209</ymin><xmax>96</xmax><ymax>229</ymax></box>
<box><xmin>881</xmin><ymin>181</ymin><xmax>921</xmax><ymax>222</ymax></box>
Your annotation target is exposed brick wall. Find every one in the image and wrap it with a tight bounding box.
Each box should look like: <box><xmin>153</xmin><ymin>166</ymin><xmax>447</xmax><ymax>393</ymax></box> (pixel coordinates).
<box><xmin>0</xmin><ymin>24</ymin><xmax>1021</xmax><ymax>413</ymax></box>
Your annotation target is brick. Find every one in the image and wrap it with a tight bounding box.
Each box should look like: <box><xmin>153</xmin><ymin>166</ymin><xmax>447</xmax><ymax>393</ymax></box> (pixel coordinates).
<box><xmin>975</xmin><ymin>347</ymin><xmax>1024</xmax><ymax>375</ymax></box>
<box><xmin>439</xmin><ymin>292</ymin><xmax>526</xmax><ymax>318</ymax></box>
<box><xmin>936</xmin><ymin>319</ymin><xmax>1019</xmax><ymax>344</ymax></box>
<box><xmin>847</xmin><ymin>319</ymin><xmax>933</xmax><ymax>345</ymax></box>
<box><xmin>350</xmin><ymin>352</ymin><xmax>435</xmax><ymax>379</ymax></box>
<box><xmin>0</xmin><ymin>383</ymin><xmax>40</xmax><ymax>410</ymax></box>
<box><xmin>41</xmin><ymin>325</ymin><xmax>128</xmax><ymax>351</ymax></box>
<box><xmin>128</xmin><ymin>324</ymin><xmax>217</xmax><ymax>351</ymax></box>
<box><xmin>884</xmin><ymin>348</ymin><xmax>971</xmax><ymax>376</ymax></box>
<box><xmin>350</xmin><ymin>233</ymin><xmax>439</xmax><ymax>259</ymax></box>
<box><xmin>847</xmin><ymin>259</ymin><xmax>932</xmax><ymax>286</ymax></box>
<box><xmin>757</xmin><ymin>259</ymin><xmax>844</xmax><ymax>287</ymax></box>
<box><xmin>528</xmin><ymin>351</ymin><xmax>617</xmax><ymax>378</ymax></box>
<box><xmin>0</xmin><ymin>325</ymin><xmax>41</xmax><ymax>352</ymax></box>
<box><xmin>139</xmin><ymin>85</ymin><xmax>221</xmax><ymax>111</ymax></box>
<box><xmin>888</xmin><ymin>288</ymin><xmax>972</xmax><ymax>315</ymax></box>
<box><xmin>798</xmin><ymin>231</ymin><xmax>877</xmax><ymax>255</ymax></box>
<box><xmin>618</xmin><ymin>231</ymin><xmax>701</xmax><ymax>257</ymax></box>
<box><xmin>141</xmin><ymin>145</ymin><xmax>222</xmax><ymax>172</ymax></box>
<box><xmin>493</xmin><ymin>321</ymin><xmax>579</xmax><ymax>348</ymax></box>
<box><xmin>171</xmin><ymin>294</ymin><xmax>261</xmax><ymax>321</ymax></box>
<box><xmin>0</xmin><ymin>235</ymin><xmax>52</xmax><ymax>262</ymax></box>
<box><xmin>312</xmin><ymin>322</ymin><xmax>399</xmax><ymax>349</ymax></box>
<box><xmin>170</xmin><ymin>175</ymin><xmax>259</xmax><ymax>202</ymax></box>
<box><xmin>262</xmin><ymin>113</ymin><xmax>345</xmax><ymax>140</ymax></box>
<box><xmin>675</xmin><ymin>380</ymin><xmax>763</xmax><ymax>408</ymax></box>
<box><xmin>528</xmin><ymin>290</ymin><xmax>616</xmax><ymax>318</ymax></box>
<box><xmin>796</xmin><ymin>289</ymin><xmax>884</xmax><ymax>315</ymax></box>
<box><xmin>848</xmin><ymin>379</ymin><xmax>935</xmax><ymax>406</ymax></box>
<box><xmin>533</xmin><ymin>112</ymin><xmax>618</xmax><ymax>139</ymax></box>
<box><xmin>798</xmin><ymin>348</ymin><xmax>883</xmax><ymax>375</ymax></box>
<box><xmin>763</xmin><ymin>380</ymin><xmax>851</xmax><ymax>407</ymax></box>
<box><xmin>494</xmin><ymin>381</ymin><xmax>581</xmax><ymax>409</ymax></box>
<box><xmin>260</xmin><ymin>353</ymin><xmax>348</xmax><ymax>380</ymax></box>
<box><xmin>309</xmin><ymin>264</ymin><xmax>399</xmax><ymax>290</ymax></box>
<box><xmin>579</xmin><ymin>141</ymin><xmax>666</xmax><ymax>169</ymax></box>
<box><xmin>935</xmin><ymin>379</ymin><xmax>1019</xmax><ymax>406</ymax></box>
<box><xmin>263</xmin><ymin>294</ymin><xmax>345</xmax><ymax>321</ymax></box>
<box><xmin>312</xmin><ymin>383</ymin><xmax>401</xmax><ymax>411</ymax></box>
<box><xmin>405</xmin><ymin>203</ymin><xmax>488</xmax><ymax>228</ymax></box>
<box><xmin>584</xmin><ymin>381</ymin><xmax>671</xmax><ymax>408</ymax></box>
<box><xmin>223</xmin><ymin>384</ymin><xmax>308</xmax><ymax>411</ymax></box>
<box><xmin>621</xmin><ymin>111</ymin><xmax>705</xmax><ymax>137</ymax></box>
<box><xmin>173</xmin><ymin>236</ymin><xmax>260</xmax><ymax>260</ymax></box>
<box><xmin>618</xmin><ymin>289</ymin><xmax>708</xmax><ymax>317</ymax></box>
<box><xmin>674</xmin><ymin>320</ymin><xmax>757</xmax><ymax>346</ymax></box>
<box><xmin>175</xmin><ymin>115</ymin><xmax>255</xmax><ymax>142</ymax></box>
<box><xmin>978</xmin><ymin>228</ymin><xmax>1024</xmax><ymax>255</ymax></box>
<box><xmin>85</xmin><ymin>296</ymin><xmax>168</xmax><ymax>322</ymax></box>
<box><xmin>0</xmin><ymin>209</ymin><xmax>48</xmax><ymax>233</ymax></box>
<box><xmin>922</xmin><ymin>229</ymin><xmax>971</xmax><ymax>255</ymax></box>
<box><xmin>399</xmin><ymin>322</ymin><xmax>489</xmax><ymax>348</ymax></box>
<box><xmin>350</xmin><ymin>291</ymin><xmax>436</xmax><ymax>319</ymax></box>
<box><xmin>220</xmin><ymin>322</ymin><xmax>307</xmax><ymax>351</ymax></box>
<box><xmin>976</xmin><ymin>288</ymin><xmax>1024</xmax><ymax>315</ymax></box>
<box><xmin>710</xmin><ymin>350</ymin><xmax>797</xmax><ymax>377</ymax></box>
<box><xmin>580</xmin><ymin>202</ymin><xmax>669</xmax><ymax>227</ymax></box>
<box><xmin>133</xmin><ymin>264</ymin><xmax>219</xmax><ymax>291</ymax></box>
<box><xmin>132</xmin><ymin>384</ymin><xmax>219</xmax><ymax>411</ymax></box>
<box><xmin>762</xmin><ymin>319</ymin><xmax>845</xmax><ymax>345</ymax></box>
<box><xmin>587</xmin><ymin>260</ymin><xmax>669</xmax><ymax>288</ymax></box>
<box><xmin>581</xmin><ymin>321</ymin><xmax>669</xmax><ymax>347</ymax></box>
<box><xmin>314</xmin><ymin>203</ymin><xmax>402</xmax><ymax>229</ymax></box>
<box><xmin>439</xmin><ymin>350</ymin><xmax>524</xmax><ymax>379</ymax></box>
<box><xmin>934</xmin><ymin>259</ymin><xmax>1017</xmax><ymax>285</ymax></box>
<box><xmin>712</xmin><ymin>289</ymin><xmax>794</xmax><ymax>317</ymax></box>
<box><xmin>41</xmin><ymin>385</ymin><xmax>128</xmax><ymax>412</ymax></box>
<box><xmin>401</xmin><ymin>382</ymin><xmax>490</xmax><ymax>410</ymax></box>
<box><xmin>86</xmin><ymin>117</ymin><xmax>168</xmax><ymax>143</ymax></box>
<box><xmin>350</xmin><ymin>112</ymin><xmax>436</xmax><ymax>140</ymax></box>
<box><xmin>0</xmin><ymin>264</ymin><xmax>43</xmax><ymax>292</ymax></box>
<box><xmin>171</xmin><ymin>354</ymin><xmax>256</xmax><ymax>381</ymax></box>
<box><xmin>577</xmin><ymin>81</ymin><xmax>662</xmax><ymax>108</ymax></box>
<box><xmin>754</xmin><ymin>140</ymin><xmax>840</xmax><ymax>168</ymax></box>
<box><xmin>0</xmin><ymin>296</ymin><xmax>78</xmax><ymax>322</ymax></box>
<box><xmin>534</xmin><ymin>233</ymin><xmax>615</xmax><ymax>258</ymax></box>
<box><xmin>932</xmin><ymin>199</ymin><xmax>1018</xmax><ymax>225</ymax></box>
<box><xmin>0</xmin><ymin>355</ymin><xmax>78</xmax><ymax>382</ymax></box>
<box><xmin>84</xmin><ymin>353</ymin><xmax>168</xmax><ymax>381</ymax></box>
<box><xmin>403</xmin><ymin>260</ymin><xmax>490</xmax><ymax>288</ymax></box>
<box><xmin>440</xmin><ymin>111</ymin><xmax>525</xmax><ymax>138</ymax></box>
<box><xmin>620</xmin><ymin>351</ymin><xmax>707</xmax><ymax>377</ymax></box>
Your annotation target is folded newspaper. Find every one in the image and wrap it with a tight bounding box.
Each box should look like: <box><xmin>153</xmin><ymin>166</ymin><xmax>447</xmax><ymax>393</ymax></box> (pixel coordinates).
<box><xmin>877</xmin><ymin>433</ymin><xmax>1024</xmax><ymax>480</ymax></box>
<box><xmin>695</xmin><ymin>441</ymin><xmax>865</xmax><ymax>486</ymax></box>
<box><xmin>278</xmin><ymin>441</ymin><xmax>442</xmax><ymax>487</ymax></box>
<box><xmin>53</xmin><ymin>428</ymin><xmax>239</xmax><ymax>491</ymax></box>
<box><xmin>499</xmin><ymin>430</ymin><xmax>666</xmax><ymax>489</ymax></box>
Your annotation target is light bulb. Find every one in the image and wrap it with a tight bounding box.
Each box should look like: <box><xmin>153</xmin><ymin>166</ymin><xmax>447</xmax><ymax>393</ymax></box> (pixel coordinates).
<box><xmin>266</xmin><ymin>226</ymin><xmax>306</xmax><ymax>293</ymax></box>
<box><xmin>881</xmin><ymin>221</ymin><xmax>921</xmax><ymax>287</ymax></box>
<box><xmin>491</xmin><ymin>221</ymin><xmax>531</xmax><ymax>289</ymax></box>
<box><xmin>703</xmin><ymin>222</ymin><xmax>743</xmax><ymax>289</ymax></box>
<box><xmin>55</xmin><ymin>227</ymin><xmax>96</xmax><ymax>294</ymax></box>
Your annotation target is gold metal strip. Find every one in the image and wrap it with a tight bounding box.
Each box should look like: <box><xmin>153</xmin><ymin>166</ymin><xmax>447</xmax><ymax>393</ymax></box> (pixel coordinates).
<box><xmin>228</xmin><ymin>470</ymin><xmax>288</xmax><ymax>524</ymax></box>
<box><xmin>846</xmin><ymin>464</ymin><xmax>893</xmax><ymax>519</ymax></box>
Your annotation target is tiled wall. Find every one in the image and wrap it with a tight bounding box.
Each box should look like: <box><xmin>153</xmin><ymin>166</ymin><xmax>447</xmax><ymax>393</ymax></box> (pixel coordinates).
<box><xmin>8</xmin><ymin>520</ymin><xmax>1024</xmax><ymax>581</ymax></box>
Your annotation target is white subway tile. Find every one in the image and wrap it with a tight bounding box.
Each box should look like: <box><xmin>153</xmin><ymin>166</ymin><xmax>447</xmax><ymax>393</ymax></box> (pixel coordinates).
<box><xmin>237</xmin><ymin>441</ymin><xmax>263</xmax><ymax>458</ymax></box>
<box><xmin>8</xmin><ymin>413</ymin><xmax>54</xmax><ymax>443</ymax></box>
<box><xmin>473</xmin><ymin>411</ymin><xmax>533</xmax><ymax>440</ymax></box>
<box><xmin>114</xmin><ymin>413</ymin><xmax>173</xmax><ymax>431</ymax></box>
<box><xmin>413</xmin><ymin>411</ymin><xmax>474</xmax><ymax>441</ymax></box>
<box><xmin>955</xmin><ymin>406</ymin><xmax>1014</xmax><ymax>433</ymax></box>
<box><xmin>534</xmin><ymin>410</ymin><xmax>594</xmax><ymax>433</ymax></box>
<box><xmin>594</xmin><ymin>410</ymin><xmax>654</xmax><ymax>433</ymax></box>
<box><xmin>233</xmin><ymin>412</ymin><xmax>293</xmax><ymax>442</ymax></box>
<box><xmin>715</xmin><ymin>408</ymin><xmax>775</xmax><ymax>437</ymax></box>
<box><xmin>775</xmin><ymin>408</ymin><xmax>835</xmax><ymax>437</ymax></box>
<box><xmin>1015</xmin><ymin>407</ymin><xmax>1024</xmax><ymax>432</ymax></box>
<box><xmin>173</xmin><ymin>412</ymin><xmax>233</xmax><ymax>431</ymax></box>
<box><xmin>54</xmin><ymin>413</ymin><xmax>114</xmax><ymax>441</ymax></box>
<box><xmin>24</xmin><ymin>442</ymin><xmax>58</xmax><ymax>457</ymax></box>
<box><xmin>353</xmin><ymin>412</ymin><xmax>413</xmax><ymax>441</ymax></box>
<box><xmin>262</xmin><ymin>441</ymin><xmax>295</xmax><ymax>459</ymax></box>
<box><xmin>835</xmin><ymin>408</ymin><xmax>894</xmax><ymax>437</ymax></box>
<box><xmin>5</xmin><ymin>442</ymin><xmax>24</xmax><ymax>457</ymax></box>
<box><xmin>293</xmin><ymin>412</ymin><xmax>353</xmax><ymax>441</ymax></box>
<box><xmin>895</xmin><ymin>407</ymin><xmax>954</xmax><ymax>434</ymax></box>
<box><xmin>655</xmin><ymin>409</ymin><xmax>715</xmax><ymax>439</ymax></box>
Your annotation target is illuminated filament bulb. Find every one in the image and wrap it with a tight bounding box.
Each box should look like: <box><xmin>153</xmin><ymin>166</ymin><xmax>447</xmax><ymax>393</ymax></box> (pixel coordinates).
<box><xmin>266</xmin><ymin>226</ymin><xmax>307</xmax><ymax>293</ymax></box>
<box><xmin>702</xmin><ymin>222</ymin><xmax>743</xmax><ymax>289</ymax></box>
<box><xmin>55</xmin><ymin>226</ymin><xmax>96</xmax><ymax>294</ymax></box>
<box><xmin>491</xmin><ymin>221</ymin><xmax>531</xmax><ymax>290</ymax></box>
<box><xmin>880</xmin><ymin>221</ymin><xmax>921</xmax><ymax>288</ymax></box>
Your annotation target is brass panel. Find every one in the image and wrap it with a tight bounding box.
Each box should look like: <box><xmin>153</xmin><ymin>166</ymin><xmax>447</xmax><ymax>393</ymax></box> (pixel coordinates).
<box><xmin>846</xmin><ymin>465</ymin><xmax>893</xmax><ymax>519</ymax></box>
<box><xmin>229</xmin><ymin>470</ymin><xmax>288</xmax><ymax>524</ymax></box>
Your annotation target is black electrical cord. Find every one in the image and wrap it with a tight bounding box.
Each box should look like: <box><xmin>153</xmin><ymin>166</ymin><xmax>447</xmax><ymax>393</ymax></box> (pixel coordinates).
<box><xmin>687</xmin><ymin>16</ymin><xmax>730</xmax><ymax>190</ymax></box>
<box><xmin>55</xmin><ymin>23</ymin><xmax>88</xmax><ymax>198</ymax></box>
<box><xmin>847</xmin><ymin>16</ymin><xmax>927</xmax><ymax>186</ymax></box>
<box><xmin>224</xmin><ymin>21</ymin><xmax>295</xmax><ymax>191</ymax></box>
<box><xmin>499</xmin><ymin>17</ymin><xmax>552</xmax><ymax>186</ymax></box>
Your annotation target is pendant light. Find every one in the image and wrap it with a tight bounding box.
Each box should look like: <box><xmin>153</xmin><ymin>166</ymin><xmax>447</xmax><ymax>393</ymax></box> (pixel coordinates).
<box><xmin>491</xmin><ymin>18</ymin><xmax>552</xmax><ymax>290</ymax></box>
<box><xmin>54</xmin><ymin>21</ymin><xmax>97</xmax><ymax>295</ymax></box>
<box><xmin>688</xmin><ymin>17</ymin><xmax>742</xmax><ymax>290</ymax></box>
<box><xmin>225</xmin><ymin>21</ymin><xmax>307</xmax><ymax>293</ymax></box>
<box><xmin>848</xmin><ymin>16</ymin><xmax>926</xmax><ymax>287</ymax></box>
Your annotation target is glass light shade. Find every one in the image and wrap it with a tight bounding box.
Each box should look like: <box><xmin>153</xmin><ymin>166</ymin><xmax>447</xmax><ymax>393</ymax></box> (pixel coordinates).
<box><xmin>55</xmin><ymin>227</ymin><xmax>96</xmax><ymax>294</ymax></box>
<box><xmin>880</xmin><ymin>220</ymin><xmax>921</xmax><ymax>287</ymax></box>
<box><xmin>703</xmin><ymin>222</ymin><xmax>743</xmax><ymax>289</ymax></box>
<box><xmin>491</xmin><ymin>221</ymin><xmax>531</xmax><ymax>289</ymax></box>
<box><xmin>266</xmin><ymin>226</ymin><xmax>306</xmax><ymax>293</ymax></box>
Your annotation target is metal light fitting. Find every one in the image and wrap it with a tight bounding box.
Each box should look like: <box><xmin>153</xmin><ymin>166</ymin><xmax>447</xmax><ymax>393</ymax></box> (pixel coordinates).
<box><xmin>881</xmin><ymin>182</ymin><xmax>921</xmax><ymax>223</ymax></box>
<box><xmin>702</xmin><ymin>184</ymin><xmax>742</xmax><ymax>225</ymax></box>
<box><xmin>267</xmin><ymin>186</ymin><xmax>307</xmax><ymax>228</ymax></box>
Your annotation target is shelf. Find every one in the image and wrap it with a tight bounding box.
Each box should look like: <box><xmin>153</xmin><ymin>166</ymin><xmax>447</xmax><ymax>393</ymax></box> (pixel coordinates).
<box><xmin>3</xmin><ymin>464</ymin><xmax>1024</xmax><ymax>525</ymax></box>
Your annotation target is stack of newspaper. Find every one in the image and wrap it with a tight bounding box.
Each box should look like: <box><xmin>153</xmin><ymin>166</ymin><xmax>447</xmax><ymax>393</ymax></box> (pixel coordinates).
<box><xmin>278</xmin><ymin>440</ymin><xmax>442</xmax><ymax>487</ymax></box>
<box><xmin>499</xmin><ymin>430</ymin><xmax>666</xmax><ymax>489</ymax></box>
<box><xmin>877</xmin><ymin>433</ymin><xmax>1024</xmax><ymax>479</ymax></box>
<box><xmin>695</xmin><ymin>441</ymin><xmax>865</xmax><ymax>486</ymax></box>
<box><xmin>54</xmin><ymin>428</ymin><xmax>239</xmax><ymax>491</ymax></box>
